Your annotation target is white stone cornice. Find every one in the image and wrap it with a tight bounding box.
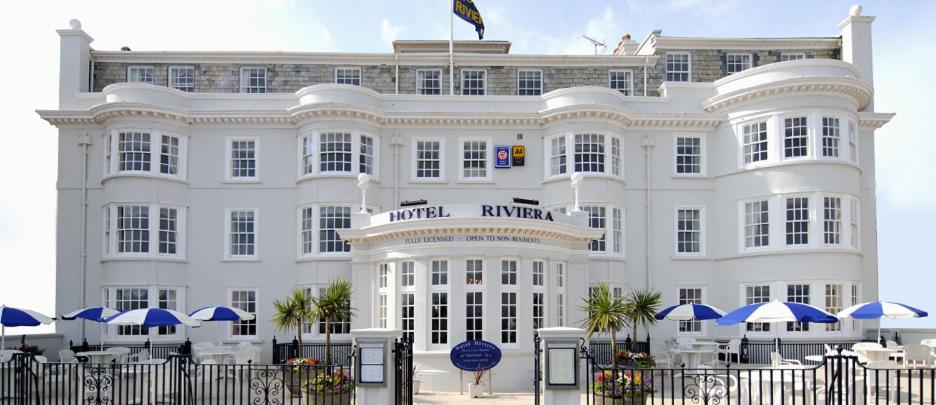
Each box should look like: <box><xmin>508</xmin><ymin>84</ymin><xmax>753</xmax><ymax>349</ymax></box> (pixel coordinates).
<box><xmin>652</xmin><ymin>36</ymin><xmax>841</xmax><ymax>51</ymax></box>
<box><xmin>339</xmin><ymin>218</ymin><xmax>603</xmax><ymax>245</ymax></box>
<box><xmin>90</xmin><ymin>50</ymin><xmax>658</xmax><ymax>67</ymax></box>
<box><xmin>857</xmin><ymin>112</ymin><xmax>895</xmax><ymax>130</ymax></box>
<box><xmin>702</xmin><ymin>77</ymin><xmax>872</xmax><ymax>113</ymax></box>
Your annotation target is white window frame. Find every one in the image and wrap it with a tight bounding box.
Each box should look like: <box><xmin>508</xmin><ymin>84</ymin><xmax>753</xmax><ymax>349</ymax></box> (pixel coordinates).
<box><xmin>377</xmin><ymin>263</ymin><xmax>391</xmax><ymax>328</ymax></box>
<box><xmin>849</xmin><ymin>198</ymin><xmax>860</xmax><ymax>249</ymax></box>
<box><xmin>240</xmin><ymin>67</ymin><xmax>267</xmax><ymax>94</ymax></box>
<box><xmin>335</xmin><ymin>67</ymin><xmax>362</xmax><ymax>86</ymax></box>
<box><xmin>225</xmin><ymin>137</ymin><xmax>259</xmax><ymax>182</ymax></box>
<box><xmin>168</xmin><ymin>66</ymin><xmax>195</xmax><ymax>92</ymax></box>
<box><xmin>127</xmin><ymin>65</ymin><xmax>155</xmax><ymax>84</ymax></box>
<box><xmin>739</xmin><ymin>119</ymin><xmax>769</xmax><ymax>167</ymax></box>
<box><xmin>665</xmin><ymin>52</ymin><xmax>691</xmax><ymax>82</ymax></box>
<box><xmin>297</xmin><ymin>204</ymin><xmax>353</xmax><ymax>258</ymax></box>
<box><xmin>742</xmin><ymin>284</ymin><xmax>772</xmax><ymax>335</ymax></box>
<box><xmin>785</xmin><ymin>283</ymin><xmax>811</xmax><ymax>333</ymax></box>
<box><xmin>555</xmin><ymin>262</ymin><xmax>566</xmax><ymax>327</ymax></box>
<box><xmin>429</xmin><ymin>269</ymin><xmax>450</xmax><ymax>350</ymax></box>
<box><xmin>824</xmin><ymin>283</ymin><xmax>844</xmax><ymax>333</ymax></box>
<box><xmin>224</xmin><ymin>208</ymin><xmax>259</xmax><ymax>260</ymax></box>
<box><xmin>517</xmin><ymin>69</ymin><xmax>543</xmax><ymax>96</ymax></box>
<box><xmin>780</xmin><ymin>53</ymin><xmax>806</xmax><ymax>62</ymax></box>
<box><xmin>783</xmin><ymin>195</ymin><xmax>811</xmax><ymax>247</ymax></box>
<box><xmin>544</xmin><ymin>133</ymin><xmax>623</xmax><ymax>180</ymax></box>
<box><xmin>461</xmin><ymin>69</ymin><xmax>487</xmax><ymax>95</ymax></box>
<box><xmin>228</xmin><ymin>288</ymin><xmax>258</xmax><ymax>339</ymax></box>
<box><xmin>105</xmin><ymin>129</ymin><xmax>188</xmax><ymax>180</ymax></box>
<box><xmin>411</xmin><ymin>137</ymin><xmax>445</xmax><ymax>182</ymax></box>
<box><xmin>726</xmin><ymin>53</ymin><xmax>753</xmax><ymax>75</ymax></box>
<box><xmin>782</xmin><ymin>115</ymin><xmax>810</xmax><ymax>160</ymax></box>
<box><xmin>820</xmin><ymin>116</ymin><xmax>841</xmax><ymax>159</ymax></box>
<box><xmin>103</xmin><ymin>286</ymin><xmax>185</xmax><ymax>342</ymax></box>
<box><xmin>546</xmin><ymin>135</ymin><xmax>568</xmax><ymax>178</ymax></box>
<box><xmin>416</xmin><ymin>69</ymin><xmax>442</xmax><ymax>95</ymax></box>
<box><xmin>848</xmin><ymin>120</ymin><xmax>859</xmax><ymax>164</ymax></box>
<box><xmin>458</xmin><ymin>137</ymin><xmax>492</xmax><ymax>181</ymax></box>
<box><xmin>297</xmin><ymin>131</ymin><xmax>379</xmax><ymax>179</ymax></box>
<box><xmin>465</xmin><ymin>290</ymin><xmax>484</xmax><ymax>341</ymax></box>
<box><xmin>674</xmin><ymin>133</ymin><xmax>705</xmax><ymax>176</ymax></box>
<box><xmin>674</xmin><ymin>206</ymin><xmax>705</xmax><ymax>256</ymax></box>
<box><xmin>608</xmin><ymin>69</ymin><xmax>634</xmax><ymax>95</ymax></box>
<box><xmin>532</xmin><ymin>260</ymin><xmax>546</xmax><ymax>331</ymax></box>
<box><xmin>677</xmin><ymin>287</ymin><xmax>705</xmax><ymax>336</ymax></box>
<box><xmin>103</xmin><ymin>203</ymin><xmax>186</xmax><ymax>259</ymax></box>
<box><xmin>822</xmin><ymin>196</ymin><xmax>843</xmax><ymax>246</ymax></box>
<box><xmin>741</xmin><ymin>199</ymin><xmax>770</xmax><ymax>252</ymax></box>
<box><xmin>465</xmin><ymin>258</ymin><xmax>484</xmax><ymax>286</ymax></box>
<box><xmin>576</xmin><ymin>204</ymin><xmax>625</xmax><ymax>257</ymax></box>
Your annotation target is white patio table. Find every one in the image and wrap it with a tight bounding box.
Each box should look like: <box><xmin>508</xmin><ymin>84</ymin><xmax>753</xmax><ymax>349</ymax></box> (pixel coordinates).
<box><xmin>75</xmin><ymin>351</ymin><xmax>115</xmax><ymax>364</ymax></box>
<box><xmin>672</xmin><ymin>348</ymin><xmax>715</xmax><ymax>368</ymax></box>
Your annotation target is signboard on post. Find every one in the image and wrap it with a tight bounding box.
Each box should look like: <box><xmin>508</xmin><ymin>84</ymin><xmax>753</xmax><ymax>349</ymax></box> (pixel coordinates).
<box><xmin>495</xmin><ymin>146</ymin><xmax>511</xmax><ymax>168</ymax></box>
<box><xmin>511</xmin><ymin>145</ymin><xmax>525</xmax><ymax>166</ymax></box>
<box><xmin>450</xmin><ymin>340</ymin><xmax>502</xmax><ymax>371</ymax></box>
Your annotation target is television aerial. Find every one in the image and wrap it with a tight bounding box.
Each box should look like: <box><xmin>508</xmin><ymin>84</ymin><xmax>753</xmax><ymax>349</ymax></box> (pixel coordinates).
<box><xmin>582</xmin><ymin>35</ymin><xmax>606</xmax><ymax>55</ymax></box>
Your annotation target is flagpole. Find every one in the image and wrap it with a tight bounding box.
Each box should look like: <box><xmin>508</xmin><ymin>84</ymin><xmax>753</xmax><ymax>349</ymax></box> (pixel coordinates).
<box><xmin>449</xmin><ymin>0</ymin><xmax>455</xmax><ymax>95</ymax></box>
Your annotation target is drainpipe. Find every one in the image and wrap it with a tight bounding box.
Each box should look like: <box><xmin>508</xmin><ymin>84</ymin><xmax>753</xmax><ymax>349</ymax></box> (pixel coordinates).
<box><xmin>78</xmin><ymin>133</ymin><xmax>93</xmax><ymax>341</ymax></box>
<box><xmin>643</xmin><ymin>56</ymin><xmax>649</xmax><ymax>97</ymax></box>
<box><xmin>391</xmin><ymin>134</ymin><xmax>403</xmax><ymax>208</ymax></box>
<box><xmin>642</xmin><ymin>135</ymin><xmax>654</xmax><ymax>289</ymax></box>
<box><xmin>394</xmin><ymin>52</ymin><xmax>400</xmax><ymax>95</ymax></box>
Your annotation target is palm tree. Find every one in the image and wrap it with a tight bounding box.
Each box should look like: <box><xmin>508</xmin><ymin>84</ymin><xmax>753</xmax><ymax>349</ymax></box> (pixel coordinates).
<box><xmin>579</xmin><ymin>282</ymin><xmax>630</xmax><ymax>368</ymax></box>
<box><xmin>272</xmin><ymin>289</ymin><xmax>316</xmax><ymax>358</ymax></box>
<box><xmin>623</xmin><ymin>289</ymin><xmax>663</xmax><ymax>349</ymax></box>
<box><xmin>313</xmin><ymin>279</ymin><xmax>355</xmax><ymax>365</ymax></box>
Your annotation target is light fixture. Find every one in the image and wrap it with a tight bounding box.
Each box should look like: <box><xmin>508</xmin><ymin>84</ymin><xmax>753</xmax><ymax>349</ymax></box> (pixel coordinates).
<box><xmin>400</xmin><ymin>199</ymin><xmax>428</xmax><ymax>207</ymax></box>
<box><xmin>512</xmin><ymin>197</ymin><xmax>540</xmax><ymax>206</ymax></box>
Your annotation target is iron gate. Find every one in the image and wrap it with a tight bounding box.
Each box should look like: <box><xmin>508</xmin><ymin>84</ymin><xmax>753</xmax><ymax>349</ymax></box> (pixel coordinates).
<box><xmin>393</xmin><ymin>336</ymin><xmax>414</xmax><ymax>405</ymax></box>
<box><xmin>533</xmin><ymin>331</ymin><xmax>542</xmax><ymax>405</ymax></box>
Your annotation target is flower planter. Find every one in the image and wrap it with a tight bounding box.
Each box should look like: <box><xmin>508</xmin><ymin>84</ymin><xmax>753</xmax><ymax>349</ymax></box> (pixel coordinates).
<box><xmin>413</xmin><ymin>379</ymin><xmax>422</xmax><ymax>394</ymax></box>
<box><xmin>306</xmin><ymin>391</ymin><xmax>353</xmax><ymax>405</ymax></box>
<box><xmin>597</xmin><ymin>392</ymin><xmax>649</xmax><ymax>404</ymax></box>
<box><xmin>468</xmin><ymin>383</ymin><xmax>485</xmax><ymax>398</ymax></box>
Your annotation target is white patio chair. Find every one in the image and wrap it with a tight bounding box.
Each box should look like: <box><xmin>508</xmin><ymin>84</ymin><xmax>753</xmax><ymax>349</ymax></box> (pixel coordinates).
<box><xmin>903</xmin><ymin>344</ymin><xmax>935</xmax><ymax>368</ymax></box>
<box><xmin>865</xmin><ymin>361</ymin><xmax>899</xmax><ymax>402</ymax></box>
<box><xmin>676</xmin><ymin>337</ymin><xmax>696</xmax><ymax>349</ymax></box>
<box><xmin>920</xmin><ymin>339</ymin><xmax>936</xmax><ymax>349</ymax></box>
<box><xmin>128</xmin><ymin>349</ymin><xmax>150</xmax><ymax>362</ymax></box>
<box><xmin>665</xmin><ymin>339</ymin><xmax>682</xmax><ymax>367</ymax></box>
<box><xmin>770</xmin><ymin>352</ymin><xmax>802</xmax><ymax>368</ymax></box>
<box><xmin>58</xmin><ymin>349</ymin><xmax>78</xmax><ymax>363</ymax></box>
<box><xmin>237</xmin><ymin>341</ymin><xmax>253</xmax><ymax>350</ymax></box>
<box><xmin>720</xmin><ymin>339</ymin><xmax>741</xmax><ymax>365</ymax></box>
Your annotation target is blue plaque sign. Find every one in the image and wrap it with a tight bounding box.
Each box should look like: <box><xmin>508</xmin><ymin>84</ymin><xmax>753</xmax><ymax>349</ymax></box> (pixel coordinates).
<box><xmin>495</xmin><ymin>145</ymin><xmax>511</xmax><ymax>168</ymax></box>
<box><xmin>449</xmin><ymin>340</ymin><xmax>502</xmax><ymax>371</ymax></box>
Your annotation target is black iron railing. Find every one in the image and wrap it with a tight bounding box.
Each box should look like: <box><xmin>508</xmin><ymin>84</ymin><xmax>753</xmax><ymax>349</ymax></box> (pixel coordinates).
<box><xmin>588</xmin><ymin>335</ymin><xmax>651</xmax><ymax>366</ymax></box>
<box><xmin>270</xmin><ymin>338</ymin><xmax>354</xmax><ymax>366</ymax></box>
<box><xmin>2</xmin><ymin>352</ymin><xmax>356</xmax><ymax>405</ymax></box>
<box><xmin>736</xmin><ymin>338</ymin><xmax>861</xmax><ymax>364</ymax></box>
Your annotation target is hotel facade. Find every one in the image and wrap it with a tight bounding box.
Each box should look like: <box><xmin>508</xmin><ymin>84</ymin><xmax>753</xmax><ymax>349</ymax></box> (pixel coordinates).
<box><xmin>42</xmin><ymin>7</ymin><xmax>891</xmax><ymax>391</ymax></box>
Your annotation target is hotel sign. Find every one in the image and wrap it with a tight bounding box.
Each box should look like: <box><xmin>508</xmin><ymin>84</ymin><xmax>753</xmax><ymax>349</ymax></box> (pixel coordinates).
<box><xmin>387</xmin><ymin>205</ymin><xmax>554</xmax><ymax>223</ymax></box>
<box><xmin>495</xmin><ymin>145</ymin><xmax>511</xmax><ymax>168</ymax></box>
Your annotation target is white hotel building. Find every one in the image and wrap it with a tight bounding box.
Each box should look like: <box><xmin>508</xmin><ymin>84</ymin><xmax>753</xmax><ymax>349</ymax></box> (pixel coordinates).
<box><xmin>42</xmin><ymin>7</ymin><xmax>891</xmax><ymax>391</ymax></box>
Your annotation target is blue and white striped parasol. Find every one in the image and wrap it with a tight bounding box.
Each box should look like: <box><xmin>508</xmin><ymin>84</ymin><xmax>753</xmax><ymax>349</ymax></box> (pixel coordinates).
<box><xmin>716</xmin><ymin>300</ymin><xmax>838</xmax><ymax>325</ymax></box>
<box><xmin>0</xmin><ymin>305</ymin><xmax>54</xmax><ymax>350</ymax></box>
<box><xmin>106</xmin><ymin>308</ymin><xmax>200</xmax><ymax>328</ymax></box>
<box><xmin>62</xmin><ymin>307</ymin><xmax>120</xmax><ymax>322</ymax></box>
<box><xmin>838</xmin><ymin>301</ymin><xmax>928</xmax><ymax>341</ymax></box>
<box><xmin>654</xmin><ymin>304</ymin><xmax>726</xmax><ymax>321</ymax></box>
<box><xmin>189</xmin><ymin>306</ymin><xmax>255</xmax><ymax>322</ymax></box>
<box><xmin>190</xmin><ymin>306</ymin><xmax>256</xmax><ymax>345</ymax></box>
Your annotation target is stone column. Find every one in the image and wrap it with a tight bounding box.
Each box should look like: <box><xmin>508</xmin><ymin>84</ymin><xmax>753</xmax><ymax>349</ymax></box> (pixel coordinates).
<box><xmin>352</xmin><ymin>328</ymin><xmax>402</xmax><ymax>405</ymax></box>
<box><xmin>839</xmin><ymin>5</ymin><xmax>875</xmax><ymax>109</ymax></box>
<box><xmin>538</xmin><ymin>327</ymin><xmax>586</xmax><ymax>405</ymax></box>
<box><xmin>57</xmin><ymin>19</ymin><xmax>93</xmax><ymax>108</ymax></box>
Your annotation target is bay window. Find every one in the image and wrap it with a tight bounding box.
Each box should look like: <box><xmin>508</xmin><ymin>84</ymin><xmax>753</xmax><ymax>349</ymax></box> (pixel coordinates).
<box><xmin>546</xmin><ymin>133</ymin><xmax>622</xmax><ymax>179</ymax></box>
<box><xmin>581</xmin><ymin>205</ymin><xmax>624</xmax><ymax>256</ymax></box>
<box><xmin>104</xmin><ymin>204</ymin><xmax>185</xmax><ymax>258</ymax></box>
<box><xmin>299</xmin><ymin>131</ymin><xmax>378</xmax><ymax>178</ymax></box>
<box><xmin>105</xmin><ymin>130</ymin><xmax>187</xmax><ymax>179</ymax></box>
<box><xmin>104</xmin><ymin>286</ymin><xmax>184</xmax><ymax>339</ymax></box>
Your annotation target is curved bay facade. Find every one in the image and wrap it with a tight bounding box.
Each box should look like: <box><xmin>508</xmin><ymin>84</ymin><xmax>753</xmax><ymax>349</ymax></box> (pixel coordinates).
<box><xmin>44</xmin><ymin>12</ymin><xmax>891</xmax><ymax>392</ymax></box>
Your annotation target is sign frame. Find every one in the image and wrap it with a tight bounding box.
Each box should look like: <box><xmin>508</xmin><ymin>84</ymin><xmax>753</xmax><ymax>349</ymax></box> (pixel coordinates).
<box><xmin>495</xmin><ymin>145</ymin><xmax>512</xmax><ymax>168</ymax></box>
<box><xmin>449</xmin><ymin>340</ymin><xmax>502</xmax><ymax>372</ymax></box>
<box><xmin>511</xmin><ymin>145</ymin><xmax>525</xmax><ymax>166</ymax></box>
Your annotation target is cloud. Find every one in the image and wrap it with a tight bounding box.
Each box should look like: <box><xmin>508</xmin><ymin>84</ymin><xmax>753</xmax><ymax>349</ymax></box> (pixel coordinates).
<box><xmin>381</xmin><ymin>19</ymin><xmax>404</xmax><ymax>48</ymax></box>
<box><xmin>547</xmin><ymin>6</ymin><xmax>620</xmax><ymax>55</ymax></box>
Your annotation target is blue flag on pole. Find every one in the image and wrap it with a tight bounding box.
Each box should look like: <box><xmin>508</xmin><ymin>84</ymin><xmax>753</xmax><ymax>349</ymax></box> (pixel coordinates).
<box><xmin>453</xmin><ymin>0</ymin><xmax>484</xmax><ymax>40</ymax></box>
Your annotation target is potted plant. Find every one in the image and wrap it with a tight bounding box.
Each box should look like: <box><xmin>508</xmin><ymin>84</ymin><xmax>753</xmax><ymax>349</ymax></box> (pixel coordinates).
<box><xmin>305</xmin><ymin>371</ymin><xmax>354</xmax><ymax>405</ymax></box>
<box><xmin>272</xmin><ymin>289</ymin><xmax>316</xmax><ymax>397</ymax></box>
<box><xmin>312</xmin><ymin>279</ymin><xmax>356</xmax><ymax>366</ymax></box>
<box><xmin>468</xmin><ymin>369</ymin><xmax>486</xmax><ymax>398</ymax></box>
<box><xmin>580</xmin><ymin>283</ymin><xmax>630</xmax><ymax>368</ymax></box>
<box><xmin>593</xmin><ymin>369</ymin><xmax>654</xmax><ymax>404</ymax></box>
<box><xmin>615</xmin><ymin>351</ymin><xmax>656</xmax><ymax>369</ymax></box>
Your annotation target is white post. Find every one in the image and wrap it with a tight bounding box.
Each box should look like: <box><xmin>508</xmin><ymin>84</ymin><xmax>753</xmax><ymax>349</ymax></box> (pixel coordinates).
<box><xmin>570</xmin><ymin>172</ymin><xmax>583</xmax><ymax>212</ymax></box>
<box><xmin>352</xmin><ymin>328</ymin><xmax>402</xmax><ymax>405</ymax></box>
<box><xmin>449</xmin><ymin>0</ymin><xmax>455</xmax><ymax>96</ymax></box>
<box><xmin>839</xmin><ymin>4</ymin><xmax>875</xmax><ymax>109</ymax></box>
<box><xmin>57</xmin><ymin>19</ymin><xmax>93</xmax><ymax>109</ymax></box>
<box><xmin>538</xmin><ymin>327</ymin><xmax>587</xmax><ymax>405</ymax></box>
<box><xmin>357</xmin><ymin>173</ymin><xmax>371</xmax><ymax>213</ymax></box>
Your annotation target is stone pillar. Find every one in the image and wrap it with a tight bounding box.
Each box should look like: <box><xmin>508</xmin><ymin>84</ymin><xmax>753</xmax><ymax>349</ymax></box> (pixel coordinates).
<box><xmin>838</xmin><ymin>4</ymin><xmax>875</xmax><ymax>109</ymax></box>
<box><xmin>57</xmin><ymin>19</ymin><xmax>93</xmax><ymax>109</ymax></box>
<box><xmin>538</xmin><ymin>327</ymin><xmax>586</xmax><ymax>405</ymax></box>
<box><xmin>352</xmin><ymin>328</ymin><xmax>401</xmax><ymax>405</ymax></box>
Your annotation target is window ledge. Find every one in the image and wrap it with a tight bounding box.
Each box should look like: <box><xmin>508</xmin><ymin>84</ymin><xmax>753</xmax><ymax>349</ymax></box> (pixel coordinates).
<box><xmin>671</xmin><ymin>255</ymin><xmax>710</xmax><ymax>261</ymax></box>
<box><xmin>103</xmin><ymin>173</ymin><xmax>188</xmax><ymax>185</ymax></box>
<box><xmin>718</xmin><ymin>247</ymin><xmax>862</xmax><ymax>261</ymax></box>
<box><xmin>221</xmin><ymin>179</ymin><xmax>262</xmax><ymax>184</ymax></box>
<box><xmin>409</xmin><ymin>179</ymin><xmax>449</xmax><ymax>184</ymax></box>
<box><xmin>455</xmin><ymin>179</ymin><xmax>495</xmax><ymax>184</ymax></box>
<box><xmin>721</xmin><ymin>159</ymin><xmax>861</xmax><ymax>178</ymax></box>
<box><xmin>296</xmin><ymin>254</ymin><xmax>352</xmax><ymax>262</ymax></box>
<box><xmin>297</xmin><ymin>174</ymin><xmax>381</xmax><ymax>184</ymax></box>
<box><xmin>102</xmin><ymin>256</ymin><xmax>188</xmax><ymax>263</ymax></box>
<box><xmin>542</xmin><ymin>173</ymin><xmax>624</xmax><ymax>185</ymax></box>
<box><xmin>587</xmin><ymin>254</ymin><xmax>627</xmax><ymax>262</ymax></box>
<box><xmin>222</xmin><ymin>257</ymin><xmax>261</xmax><ymax>263</ymax></box>
<box><xmin>672</xmin><ymin>174</ymin><xmax>711</xmax><ymax>180</ymax></box>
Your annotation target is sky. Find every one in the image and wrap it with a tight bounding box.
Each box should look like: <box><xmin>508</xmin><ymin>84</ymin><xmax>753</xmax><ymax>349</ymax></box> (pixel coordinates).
<box><xmin>1</xmin><ymin>0</ymin><xmax>934</xmax><ymax>335</ymax></box>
